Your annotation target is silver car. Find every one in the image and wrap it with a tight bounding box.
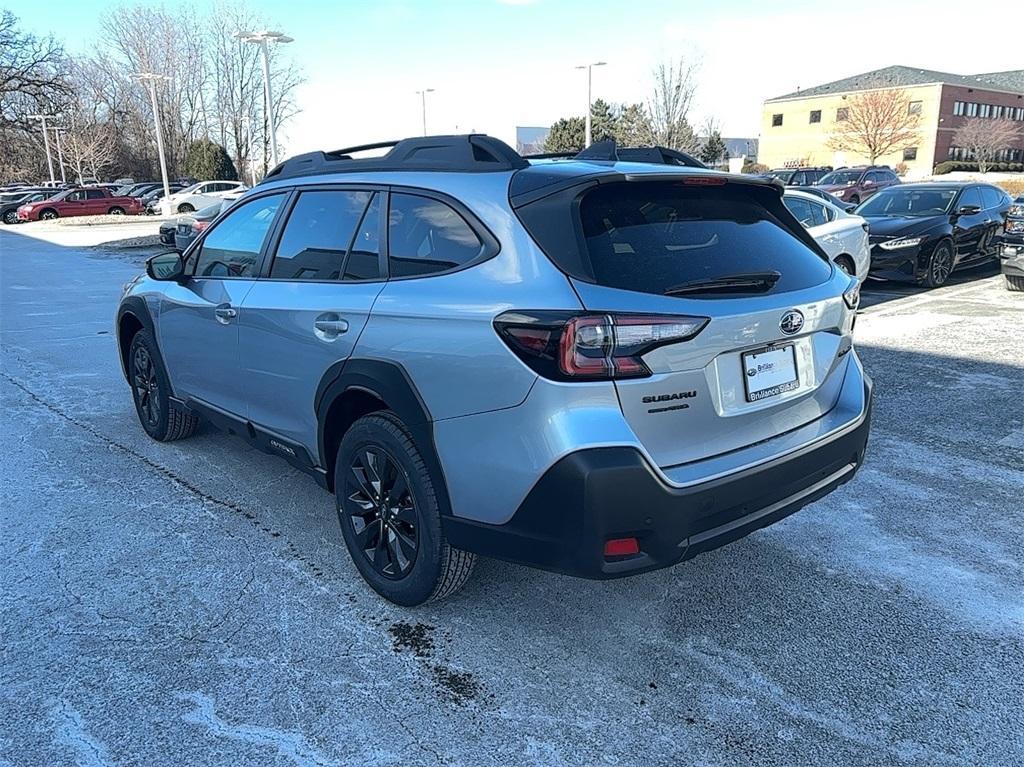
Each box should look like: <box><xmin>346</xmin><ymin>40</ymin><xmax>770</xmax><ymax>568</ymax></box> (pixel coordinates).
<box><xmin>116</xmin><ymin>135</ymin><xmax>872</xmax><ymax>605</ymax></box>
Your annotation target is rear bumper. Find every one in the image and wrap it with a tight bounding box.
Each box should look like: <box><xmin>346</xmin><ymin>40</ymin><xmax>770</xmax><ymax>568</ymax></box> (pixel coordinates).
<box><xmin>445</xmin><ymin>378</ymin><xmax>873</xmax><ymax>579</ymax></box>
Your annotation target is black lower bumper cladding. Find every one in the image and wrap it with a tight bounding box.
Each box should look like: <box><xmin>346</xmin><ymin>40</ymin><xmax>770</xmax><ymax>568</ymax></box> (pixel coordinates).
<box><xmin>445</xmin><ymin>382</ymin><xmax>873</xmax><ymax>579</ymax></box>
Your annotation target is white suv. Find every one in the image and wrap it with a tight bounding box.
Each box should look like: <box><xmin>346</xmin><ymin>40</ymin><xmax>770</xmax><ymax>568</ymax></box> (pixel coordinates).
<box><xmin>164</xmin><ymin>181</ymin><xmax>247</xmax><ymax>214</ymax></box>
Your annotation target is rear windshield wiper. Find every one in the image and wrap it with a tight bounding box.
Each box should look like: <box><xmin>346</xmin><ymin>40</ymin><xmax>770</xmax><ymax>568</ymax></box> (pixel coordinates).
<box><xmin>664</xmin><ymin>271</ymin><xmax>781</xmax><ymax>297</ymax></box>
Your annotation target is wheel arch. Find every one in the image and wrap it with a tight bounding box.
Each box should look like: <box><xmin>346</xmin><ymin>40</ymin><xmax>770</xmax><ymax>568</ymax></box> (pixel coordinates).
<box><xmin>116</xmin><ymin>297</ymin><xmax>158</xmax><ymax>383</ymax></box>
<box><xmin>834</xmin><ymin>253</ymin><xmax>856</xmax><ymax>276</ymax></box>
<box><xmin>316</xmin><ymin>359</ymin><xmax>452</xmax><ymax>515</ymax></box>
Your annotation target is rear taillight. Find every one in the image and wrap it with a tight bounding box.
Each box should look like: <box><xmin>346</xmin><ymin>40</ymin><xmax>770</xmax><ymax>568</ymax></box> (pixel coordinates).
<box><xmin>494</xmin><ymin>311</ymin><xmax>708</xmax><ymax>381</ymax></box>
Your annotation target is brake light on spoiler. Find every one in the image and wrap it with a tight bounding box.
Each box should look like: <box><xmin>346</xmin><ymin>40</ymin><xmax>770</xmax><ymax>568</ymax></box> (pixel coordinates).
<box><xmin>494</xmin><ymin>311</ymin><xmax>709</xmax><ymax>381</ymax></box>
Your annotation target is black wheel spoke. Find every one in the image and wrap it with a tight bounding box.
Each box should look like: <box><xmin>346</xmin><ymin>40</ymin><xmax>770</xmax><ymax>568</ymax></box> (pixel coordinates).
<box><xmin>343</xmin><ymin>442</ymin><xmax>419</xmax><ymax>580</ymax></box>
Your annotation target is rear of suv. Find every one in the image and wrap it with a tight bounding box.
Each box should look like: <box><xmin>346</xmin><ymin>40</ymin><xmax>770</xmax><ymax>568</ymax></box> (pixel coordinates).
<box><xmin>763</xmin><ymin>166</ymin><xmax>832</xmax><ymax>186</ymax></box>
<box><xmin>117</xmin><ymin>135</ymin><xmax>872</xmax><ymax>605</ymax></box>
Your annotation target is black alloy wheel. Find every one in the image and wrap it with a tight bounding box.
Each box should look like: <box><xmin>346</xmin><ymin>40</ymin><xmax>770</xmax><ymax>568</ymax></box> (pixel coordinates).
<box><xmin>131</xmin><ymin>342</ymin><xmax>161</xmax><ymax>430</ymax></box>
<box><xmin>343</xmin><ymin>446</ymin><xmax>419</xmax><ymax>579</ymax></box>
<box><xmin>2</xmin><ymin>210</ymin><xmax>17</xmax><ymax>225</ymax></box>
<box><xmin>40</xmin><ymin>209</ymin><xmax>58</xmax><ymax>220</ymax></box>
<box><xmin>924</xmin><ymin>242</ymin><xmax>954</xmax><ymax>288</ymax></box>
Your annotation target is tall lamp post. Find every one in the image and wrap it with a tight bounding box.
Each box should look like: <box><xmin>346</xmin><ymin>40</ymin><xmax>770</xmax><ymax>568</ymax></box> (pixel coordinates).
<box><xmin>50</xmin><ymin>126</ymin><xmax>67</xmax><ymax>184</ymax></box>
<box><xmin>28</xmin><ymin>114</ymin><xmax>56</xmax><ymax>184</ymax></box>
<box><xmin>234</xmin><ymin>30</ymin><xmax>293</xmax><ymax>169</ymax></box>
<box><xmin>415</xmin><ymin>88</ymin><xmax>435</xmax><ymax>136</ymax></box>
<box><xmin>131</xmin><ymin>72</ymin><xmax>173</xmax><ymax>215</ymax></box>
<box><xmin>574</xmin><ymin>61</ymin><xmax>606</xmax><ymax>148</ymax></box>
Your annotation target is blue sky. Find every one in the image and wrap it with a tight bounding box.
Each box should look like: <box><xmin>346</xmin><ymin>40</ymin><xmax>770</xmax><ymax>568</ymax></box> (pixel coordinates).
<box><xmin>14</xmin><ymin>0</ymin><xmax>1015</xmax><ymax>154</ymax></box>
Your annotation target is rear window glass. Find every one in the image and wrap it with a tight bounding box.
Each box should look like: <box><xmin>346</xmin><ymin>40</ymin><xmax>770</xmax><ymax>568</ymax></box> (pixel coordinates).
<box><xmin>578</xmin><ymin>182</ymin><xmax>831</xmax><ymax>296</ymax></box>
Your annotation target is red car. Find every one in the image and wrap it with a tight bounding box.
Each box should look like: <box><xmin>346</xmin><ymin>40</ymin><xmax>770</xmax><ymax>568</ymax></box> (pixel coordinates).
<box><xmin>16</xmin><ymin>187</ymin><xmax>144</xmax><ymax>221</ymax></box>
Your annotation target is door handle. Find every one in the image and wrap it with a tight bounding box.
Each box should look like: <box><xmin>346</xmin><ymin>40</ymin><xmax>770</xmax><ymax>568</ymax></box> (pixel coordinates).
<box><xmin>215</xmin><ymin>305</ymin><xmax>237</xmax><ymax>324</ymax></box>
<box><xmin>313</xmin><ymin>314</ymin><xmax>349</xmax><ymax>340</ymax></box>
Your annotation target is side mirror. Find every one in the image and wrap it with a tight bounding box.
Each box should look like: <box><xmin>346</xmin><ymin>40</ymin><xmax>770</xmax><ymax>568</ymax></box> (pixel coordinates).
<box><xmin>146</xmin><ymin>252</ymin><xmax>185</xmax><ymax>281</ymax></box>
<box><xmin>956</xmin><ymin>204</ymin><xmax>981</xmax><ymax>216</ymax></box>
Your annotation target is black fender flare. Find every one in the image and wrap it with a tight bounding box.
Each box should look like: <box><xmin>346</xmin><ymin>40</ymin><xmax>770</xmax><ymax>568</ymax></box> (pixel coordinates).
<box><xmin>315</xmin><ymin>358</ymin><xmax>453</xmax><ymax>516</ymax></box>
<box><xmin>116</xmin><ymin>296</ymin><xmax>159</xmax><ymax>381</ymax></box>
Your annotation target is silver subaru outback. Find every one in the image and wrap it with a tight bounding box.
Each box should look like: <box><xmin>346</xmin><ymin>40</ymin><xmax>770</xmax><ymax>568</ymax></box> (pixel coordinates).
<box><xmin>116</xmin><ymin>135</ymin><xmax>872</xmax><ymax>605</ymax></box>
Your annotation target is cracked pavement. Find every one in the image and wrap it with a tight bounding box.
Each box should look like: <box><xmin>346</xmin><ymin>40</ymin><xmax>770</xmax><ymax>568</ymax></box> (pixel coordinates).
<box><xmin>1</xmin><ymin>222</ymin><xmax>1022</xmax><ymax>766</ymax></box>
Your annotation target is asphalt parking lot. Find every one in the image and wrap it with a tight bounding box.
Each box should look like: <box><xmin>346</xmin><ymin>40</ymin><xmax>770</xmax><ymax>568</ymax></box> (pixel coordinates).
<box><xmin>2</xmin><ymin>221</ymin><xmax>1022</xmax><ymax>767</ymax></box>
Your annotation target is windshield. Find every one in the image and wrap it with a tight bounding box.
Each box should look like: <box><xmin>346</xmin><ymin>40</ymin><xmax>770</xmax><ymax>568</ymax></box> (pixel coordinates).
<box><xmin>817</xmin><ymin>170</ymin><xmax>862</xmax><ymax>186</ymax></box>
<box><xmin>114</xmin><ymin>185</ymin><xmax>133</xmax><ymax>196</ymax></box>
<box><xmin>763</xmin><ymin>170</ymin><xmax>792</xmax><ymax>181</ymax></box>
<box><xmin>858</xmin><ymin>188</ymin><xmax>957</xmax><ymax>217</ymax></box>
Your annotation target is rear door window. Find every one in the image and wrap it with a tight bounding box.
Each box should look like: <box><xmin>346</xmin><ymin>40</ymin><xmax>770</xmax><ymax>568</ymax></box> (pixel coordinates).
<box><xmin>387</xmin><ymin>193</ymin><xmax>484</xmax><ymax>278</ymax></box>
<box><xmin>980</xmin><ymin>186</ymin><xmax>1002</xmax><ymax>210</ymax></box>
<box><xmin>270</xmin><ymin>190</ymin><xmax>375</xmax><ymax>281</ymax></box>
<box><xmin>578</xmin><ymin>182</ymin><xmax>831</xmax><ymax>296</ymax></box>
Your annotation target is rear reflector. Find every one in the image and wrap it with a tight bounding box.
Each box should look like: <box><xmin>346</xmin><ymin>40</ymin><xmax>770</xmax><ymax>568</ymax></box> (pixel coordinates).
<box><xmin>604</xmin><ymin>537</ymin><xmax>640</xmax><ymax>557</ymax></box>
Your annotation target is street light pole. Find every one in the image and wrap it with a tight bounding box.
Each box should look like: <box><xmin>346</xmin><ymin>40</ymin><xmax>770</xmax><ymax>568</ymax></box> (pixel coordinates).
<box><xmin>416</xmin><ymin>88</ymin><xmax>434</xmax><ymax>136</ymax></box>
<box><xmin>574</xmin><ymin>62</ymin><xmax>607</xmax><ymax>148</ymax></box>
<box><xmin>51</xmin><ymin>126</ymin><xmax>67</xmax><ymax>184</ymax></box>
<box><xmin>131</xmin><ymin>73</ymin><xmax>173</xmax><ymax>215</ymax></box>
<box><xmin>29</xmin><ymin>114</ymin><xmax>55</xmax><ymax>184</ymax></box>
<box><xmin>235</xmin><ymin>31</ymin><xmax>294</xmax><ymax>169</ymax></box>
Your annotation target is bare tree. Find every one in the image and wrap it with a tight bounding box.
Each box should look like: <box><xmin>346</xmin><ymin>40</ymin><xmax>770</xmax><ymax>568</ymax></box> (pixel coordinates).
<box><xmin>62</xmin><ymin>107</ymin><xmax>116</xmax><ymax>183</ymax></box>
<box><xmin>827</xmin><ymin>81</ymin><xmax>921</xmax><ymax>164</ymax></box>
<box><xmin>0</xmin><ymin>10</ymin><xmax>72</xmax><ymax>180</ymax></box>
<box><xmin>645</xmin><ymin>58</ymin><xmax>700</xmax><ymax>152</ymax></box>
<box><xmin>952</xmin><ymin>117</ymin><xmax>1023</xmax><ymax>173</ymax></box>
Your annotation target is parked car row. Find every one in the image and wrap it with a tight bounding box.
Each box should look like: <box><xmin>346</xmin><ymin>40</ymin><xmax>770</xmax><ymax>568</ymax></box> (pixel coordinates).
<box><xmin>763</xmin><ymin>164</ymin><xmax>901</xmax><ymax>205</ymax></box>
<box><xmin>776</xmin><ymin>175</ymin><xmax>1015</xmax><ymax>290</ymax></box>
<box><xmin>1</xmin><ymin>179</ymin><xmax>247</xmax><ymax>224</ymax></box>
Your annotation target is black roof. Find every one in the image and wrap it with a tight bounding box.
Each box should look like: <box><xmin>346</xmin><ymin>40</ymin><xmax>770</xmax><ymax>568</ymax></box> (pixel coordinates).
<box><xmin>769</xmin><ymin>65</ymin><xmax>1024</xmax><ymax>101</ymax></box>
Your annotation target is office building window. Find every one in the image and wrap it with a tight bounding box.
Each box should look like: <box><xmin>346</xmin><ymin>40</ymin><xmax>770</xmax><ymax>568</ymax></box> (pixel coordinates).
<box><xmin>903</xmin><ymin>147</ymin><xmax>917</xmax><ymax>161</ymax></box>
<box><xmin>966</xmin><ymin>102</ymin><xmax>978</xmax><ymax>117</ymax></box>
<box><xmin>953</xmin><ymin>101</ymin><xmax>965</xmax><ymax>116</ymax></box>
<box><xmin>907</xmin><ymin>101</ymin><xmax>922</xmax><ymax>115</ymax></box>
<box><xmin>836</xmin><ymin>107</ymin><xmax>848</xmax><ymax>121</ymax></box>
<box><xmin>772</xmin><ymin>113</ymin><xmax>783</xmax><ymax>127</ymax></box>
<box><xmin>809</xmin><ymin>110</ymin><xmax>821</xmax><ymax>124</ymax></box>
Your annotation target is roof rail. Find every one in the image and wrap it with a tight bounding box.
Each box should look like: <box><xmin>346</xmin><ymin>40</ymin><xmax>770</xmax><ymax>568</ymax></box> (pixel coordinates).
<box><xmin>261</xmin><ymin>134</ymin><xmax>529</xmax><ymax>183</ymax></box>
<box><xmin>572</xmin><ymin>139</ymin><xmax>707</xmax><ymax>168</ymax></box>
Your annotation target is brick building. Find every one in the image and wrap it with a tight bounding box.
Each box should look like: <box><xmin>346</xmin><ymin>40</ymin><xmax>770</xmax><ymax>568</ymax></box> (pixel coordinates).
<box><xmin>758</xmin><ymin>66</ymin><xmax>1024</xmax><ymax>176</ymax></box>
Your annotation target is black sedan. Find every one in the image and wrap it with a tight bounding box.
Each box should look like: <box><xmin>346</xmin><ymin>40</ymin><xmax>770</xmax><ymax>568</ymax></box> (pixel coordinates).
<box><xmin>1</xmin><ymin>189</ymin><xmax>53</xmax><ymax>225</ymax></box>
<box><xmin>998</xmin><ymin>195</ymin><xmax>1024</xmax><ymax>292</ymax></box>
<box><xmin>857</xmin><ymin>183</ymin><xmax>1013</xmax><ymax>288</ymax></box>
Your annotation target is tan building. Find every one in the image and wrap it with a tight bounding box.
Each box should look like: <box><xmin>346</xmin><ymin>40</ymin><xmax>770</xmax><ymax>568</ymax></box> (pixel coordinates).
<box><xmin>759</xmin><ymin>66</ymin><xmax>1024</xmax><ymax>177</ymax></box>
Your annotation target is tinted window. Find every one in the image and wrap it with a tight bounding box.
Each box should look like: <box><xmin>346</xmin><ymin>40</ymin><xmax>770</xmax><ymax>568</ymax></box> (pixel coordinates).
<box><xmin>866</xmin><ymin>171</ymin><xmax>886</xmax><ymax>183</ymax></box>
<box><xmin>790</xmin><ymin>171</ymin><xmax>807</xmax><ymax>186</ymax></box>
<box><xmin>86</xmin><ymin>190</ymin><xmax>105</xmax><ymax>200</ymax></box>
<box><xmin>818</xmin><ymin>169</ymin><xmax>861</xmax><ymax>186</ymax></box>
<box><xmin>958</xmin><ymin>187</ymin><xmax>983</xmax><ymax>210</ymax></box>
<box><xmin>784</xmin><ymin>196</ymin><xmax>829</xmax><ymax>228</ymax></box>
<box><xmin>67</xmin><ymin>190</ymin><xmax>85</xmax><ymax>201</ymax></box>
<box><xmin>191</xmin><ymin>194</ymin><xmax>284</xmax><ymax>278</ymax></box>
<box><xmin>270</xmin><ymin>190</ymin><xmax>373</xmax><ymax>281</ymax></box>
<box><xmin>388</xmin><ymin>194</ymin><xmax>484</xmax><ymax>278</ymax></box>
<box><xmin>980</xmin><ymin>186</ymin><xmax>1003</xmax><ymax>210</ymax></box>
<box><xmin>578</xmin><ymin>183</ymin><xmax>831</xmax><ymax>297</ymax></box>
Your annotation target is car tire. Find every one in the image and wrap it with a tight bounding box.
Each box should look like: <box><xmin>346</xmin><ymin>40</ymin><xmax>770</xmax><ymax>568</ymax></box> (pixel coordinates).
<box><xmin>128</xmin><ymin>330</ymin><xmax>199</xmax><ymax>442</ymax></box>
<box><xmin>922</xmin><ymin>241</ymin><xmax>954</xmax><ymax>288</ymax></box>
<box><xmin>2</xmin><ymin>210</ymin><xmax>17</xmax><ymax>225</ymax></box>
<box><xmin>177</xmin><ymin>203</ymin><xmax>194</xmax><ymax>214</ymax></box>
<box><xmin>40</xmin><ymin>209</ymin><xmax>58</xmax><ymax>220</ymax></box>
<box><xmin>1006</xmin><ymin>275</ymin><xmax>1024</xmax><ymax>292</ymax></box>
<box><xmin>108</xmin><ymin>206</ymin><xmax>125</xmax><ymax>215</ymax></box>
<box><xmin>835</xmin><ymin>255</ymin><xmax>855</xmax><ymax>277</ymax></box>
<box><xmin>335</xmin><ymin>411</ymin><xmax>476</xmax><ymax>606</ymax></box>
